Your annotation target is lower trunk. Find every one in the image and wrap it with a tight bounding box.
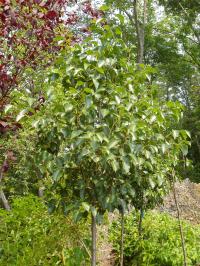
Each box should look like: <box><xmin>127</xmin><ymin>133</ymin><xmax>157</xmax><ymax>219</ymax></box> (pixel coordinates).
<box><xmin>120</xmin><ymin>210</ymin><xmax>124</xmax><ymax>266</ymax></box>
<box><xmin>138</xmin><ymin>208</ymin><xmax>143</xmax><ymax>236</ymax></box>
<box><xmin>137</xmin><ymin>38</ymin><xmax>144</xmax><ymax>65</ymax></box>
<box><xmin>91</xmin><ymin>213</ymin><xmax>97</xmax><ymax>266</ymax></box>
<box><xmin>0</xmin><ymin>189</ymin><xmax>11</xmax><ymax>211</ymax></box>
<box><xmin>38</xmin><ymin>187</ymin><xmax>44</xmax><ymax>197</ymax></box>
<box><xmin>172</xmin><ymin>176</ymin><xmax>187</xmax><ymax>266</ymax></box>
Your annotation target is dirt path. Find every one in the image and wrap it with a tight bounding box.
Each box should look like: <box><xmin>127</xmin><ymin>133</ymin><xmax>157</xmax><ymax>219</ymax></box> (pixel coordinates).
<box><xmin>98</xmin><ymin>213</ymin><xmax>116</xmax><ymax>266</ymax></box>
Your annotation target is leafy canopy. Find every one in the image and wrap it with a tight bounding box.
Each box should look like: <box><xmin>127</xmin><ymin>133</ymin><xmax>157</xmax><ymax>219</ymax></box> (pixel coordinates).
<box><xmin>33</xmin><ymin>19</ymin><xmax>189</xmax><ymax>217</ymax></box>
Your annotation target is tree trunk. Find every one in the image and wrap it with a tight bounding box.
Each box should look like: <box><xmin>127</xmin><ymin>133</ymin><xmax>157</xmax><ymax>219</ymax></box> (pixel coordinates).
<box><xmin>138</xmin><ymin>208</ymin><xmax>143</xmax><ymax>236</ymax></box>
<box><xmin>38</xmin><ymin>187</ymin><xmax>44</xmax><ymax>197</ymax></box>
<box><xmin>0</xmin><ymin>189</ymin><xmax>11</xmax><ymax>211</ymax></box>
<box><xmin>133</xmin><ymin>0</ymin><xmax>147</xmax><ymax>64</ymax></box>
<box><xmin>0</xmin><ymin>171</ymin><xmax>11</xmax><ymax>211</ymax></box>
<box><xmin>172</xmin><ymin>173</ymin><xmax>187</xmax><ymax>266</ymax></box>
<box><xmin>91</xmin><ymin>212</ymin><xmax>97</xmax><ymax>266</ymax></box>
<box><xmin>120</xmin><ymin>210</ymin><xmax>124</xmax><ymax>266</ymax></box>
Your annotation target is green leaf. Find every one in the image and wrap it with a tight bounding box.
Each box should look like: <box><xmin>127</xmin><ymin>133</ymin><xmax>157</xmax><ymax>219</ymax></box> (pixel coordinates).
<box><xmin>84</xmin><ymin>88</ymin><xmax>94</xmax><ymax>94</ymax></box>
<box><xmin>4</xmin><ymin>104</ymin><xmax>13</xmax><ymax>113</ymax></box>
<box><xmin>116</xmin><ymin>14</ymin><xmax>125</xmax><ymax>24</ymax></box>
<box><xmin>157</xmin><ymin>175</ymin><xmax>163</xmax><ymax>186</ymax></box>
<box><xmin>82</xmin><ymin>202</ymin><xmax>90</xmax><ymax>212</ymax></box>
<box><xmin>71</xmin><ymin>130</ymin><xmax>82</xmax><ymax>138</ymax></box>
<box><xmin>101</xmin><ymin>109</ymin><xmax>110</xmax><ymax>118</ymax></box>
<box><xmin>149</xmin><ymin>178</ymin><xmax>155</xmax><ymax>188</ymax></box>
<box><xmin>129</xmin><ymin>188</ymin><xmax>135</xmax><ymax>198</ymax></box>
<box><xmin>61</xmin><ymin>128</ymin><xmax>70</xmax><ymax>138</ymax></box>
<box><xmin>64</xmin><ymin>104</ymin><xmax>73</xmax><ymax>112</ymax></box>
<box><xmin>85</xmin><ymin>95</ymin><xmax>93</xmax><ymax>108</ymax></box>
<box><xmin>115</xmin><ymin>27</ymin><xmax>122</xmax><ymax>35</ymax></box>
<box><xmin>185</xmin><ymin>130</ymin><xmax>191</xmax><ymax>138</ymax></box>
<box><xmin>92</xmin><ymin>78</ymin><xmax>99</xmax><ymax>89</ymax></box>
<box><xmin>181</xmin><ymin>145</ymin><xmax>188</xmax><ymax>156</ymax></box>
<box><xmin>32</xmin><ymin>120</ymin><xmax>40</xmax><ymax>128</ymax></box>
<box><xmin>96</xmin><ymin>133</ymin><xmax>104</xmax><ymax>143</ymax></box>
<box><xmin>115</xmin><ymin>95</ymin><xmax>121</xmax><ymax>104</ymax></box>
<box><xmin>122</xmin><ymin>157</ymin><xmax>130</xmax><ymax>173</ymax></box>
<box><xmin>144</xmin><ymin>150</ymin><xmax>151</xmax><ymax>159</ymax></box>
<box><xmin>161</xmin><ymin>144</ymin><xmax>167</xmax><ymax>154</ymax></box>
<box><xmin>52</xmin><ymin>169</ymin><xmax>62</xmax><ymax>181</ymax></box>
<box><xmin>138</xmin><ymin>157</ymin><xmax>145</xmax><ymax>166</ymax></box>
<box><xmin>172</xmin><ymin>130</ymin><xmax>179</xmax><ymax>139</ymax></box>
<box><xmin>108</xmin><ymin>140</ymin><xmax>119</xmax><ymax>149</ymax></box>
<box><xmin>98</xmin><ymin>60</ymin><xmax>106</xmax><ymax>68</ymax></box>
<box><xmin>84</xmin><ymin>62</ymin><xmax>89</xmax><ymax>70</ymax></box>
<box><xmin>76</xmin><ymin>80</ymin><xmax>84</xmax><ymax>88</ymax></box>
<box><xmin>96</xmin><ymin>67</ymin><xmax>104</xmax><ymax>74</ymax></box>
<box><xmin>111</xmin><ymin>160</ymin><xmax>119</xmax><ymax>172</ymax></box>
<box><xmin>150</xmin><ymin>115</ymin><xmax>156</xmax><ymax>123</ymax></box>
<box><xmin>16</xmin><ymin>109</ymin><xmax>27</xmax><ymax>122</ymax></box>
<box><xmin>99</xmin><ymin>5</ymin><xmax>109</xmax><ymax>11</ymax></box>
<box><xmin>80</xmin><ymin>148</ymin><xmax>90</xmax><ymax>158</ymax></box>
<box><xmin>27</xmin><ymin>98</ymin><xmax>35</xmax><ymax>107</ymax></box>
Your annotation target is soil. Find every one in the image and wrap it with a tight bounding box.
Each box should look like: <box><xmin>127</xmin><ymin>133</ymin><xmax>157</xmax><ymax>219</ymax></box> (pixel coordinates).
<box><xmin>159</xmin><ymin>179</ymin><xmax>200</xmax><ymax>224</ymax></box>
<box><xmin>97</xmin><ymin>213</ymin><xmax>116</xmax><ymax>266</ymax></box>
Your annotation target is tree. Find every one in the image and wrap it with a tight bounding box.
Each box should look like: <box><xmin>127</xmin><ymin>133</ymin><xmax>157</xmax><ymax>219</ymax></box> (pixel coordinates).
<box><xmin>105</xmin><ymin>0</ymin><xmax>148</xmax><ymax>64</ymax></box>
<box><xmin>30</xmin><ymin>17</ymin><xmax>189</xmax><ymax>265</ymax></box>
<box><xmin>0</xmin><ymin>0</ymin><xmax>103</xmax><ymax>209</ymax></box>
<box><xmin>104</xmin><ymin>0</ymin><xmax>200</xmax><ymax>185</ymax></box>
<box><xmin>0</xmin><ymin>0</ymin><xmax>72</xmax><ymax>101</ymax></box>
<box><xmin>0</xmin><ymin>0</ymin><xmax>74</xmax><ymax>207</ymax></box>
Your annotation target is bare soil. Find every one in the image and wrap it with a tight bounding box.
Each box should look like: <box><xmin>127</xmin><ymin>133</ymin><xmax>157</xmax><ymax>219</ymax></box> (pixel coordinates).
<box><xmin>159</xmin><ymin>179</ymin><xmax>200</xmax><ymax>224</ymax></box>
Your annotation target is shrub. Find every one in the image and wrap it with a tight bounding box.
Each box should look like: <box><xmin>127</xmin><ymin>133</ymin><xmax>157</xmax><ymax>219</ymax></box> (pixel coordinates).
<box><xmin>0</xmin><ymin>195</ymin><xmax>89</xmax><ymax>266</ymax></box>
<box><xmin>109</xmin><ymin>211</ymin><xmax>200</xmax><ymax>266</ymax></box>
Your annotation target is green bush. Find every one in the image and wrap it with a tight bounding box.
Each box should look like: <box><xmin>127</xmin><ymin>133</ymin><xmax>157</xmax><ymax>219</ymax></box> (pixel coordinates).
<box><xmin>109</xmin><ymin>211</ymin><xmax>200</xmax><ymax>266</ymax></box>
<box><xmin>0</xmin><ymin>195</ymin><xmax>90</xmax><ymax>266</ymax></box>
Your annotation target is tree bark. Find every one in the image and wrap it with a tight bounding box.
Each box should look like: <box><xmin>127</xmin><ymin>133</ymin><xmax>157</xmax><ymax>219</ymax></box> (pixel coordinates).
<box><xmin>38</xmin><ymin>187</ymin><xmax>44</xmax><ymax>197</ymax></box>
<box><xmin>0</xmin><ymin>189</ymin><xmax>11</xmax><ymax>211</ymax></box>
<box><xmin>120</xmin><ymin>210</ymin><xmax>124</xmax><ymax>266</ymax></box>
<box><xmin>91</xmin><ymin>212</ymin><xmax>97</xmax><ymax>266</ymax></box>
<box><xmin>138</xmin><ymin>207</ymin><xmax>143</xmax><ymax>236</ymax></box>
<box><xmin>133</xmin><ymin>0</ymin><xmax>147</xmax><ymax>64</ymax></box>
<box><xmin>0</xmin><ymin>171</ymin><xmax>11</xmax><ymax>211</ymax></box>
<box><xmin>172</xmin><ymin>172</ymin><xmax>187</xmax><ymax>266</ymax></box>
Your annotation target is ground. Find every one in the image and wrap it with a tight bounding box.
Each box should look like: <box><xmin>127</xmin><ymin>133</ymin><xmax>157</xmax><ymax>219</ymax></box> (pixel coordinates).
<box><xmin>160</xmin><ymin>179</ymin><xmax>200</xmax><ymax>224</ymax></box>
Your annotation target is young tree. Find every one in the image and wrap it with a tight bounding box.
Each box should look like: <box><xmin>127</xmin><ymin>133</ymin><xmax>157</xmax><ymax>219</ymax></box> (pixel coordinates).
<box><xmin>31</xmin><ymin>18</ymin><xmax>189</xmax><ymax>265</ymax></box>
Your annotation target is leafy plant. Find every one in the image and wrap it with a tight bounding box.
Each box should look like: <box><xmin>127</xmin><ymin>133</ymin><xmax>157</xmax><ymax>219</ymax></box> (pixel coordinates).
<box><xmin>109</xmin><ymin>211</ymin><xmax>200</xmax><ymax>266</ymax></box>
<box><xmin>0</xmin><ymin>195</ymin><xmax>90</xmax><ymax>266</ymax></box>
<box><xmin>29</xmin><ymin>15</ymin><xmax>190</xmax><ymax>264</ymax></box>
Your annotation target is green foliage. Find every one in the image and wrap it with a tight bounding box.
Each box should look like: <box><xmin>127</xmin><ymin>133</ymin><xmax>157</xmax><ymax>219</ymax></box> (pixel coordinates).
<box><xmin>31</xmin><ymin>19</ymin><xmax>189</xmax><ymax>219</ymax></box>
<box><xmin>109</xmin><ymin>211</ymin><xmax>200</xmax><ymax>265</ymax></box>
<box><xmin>0</xmin><ymin>195</ymin><xmax>89</xmax><ymax>266</ymax></box>
<box><xmin>104</xmin><ymin>0</ymin><xmax>199</xmax><ymax>183</ymax></box>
